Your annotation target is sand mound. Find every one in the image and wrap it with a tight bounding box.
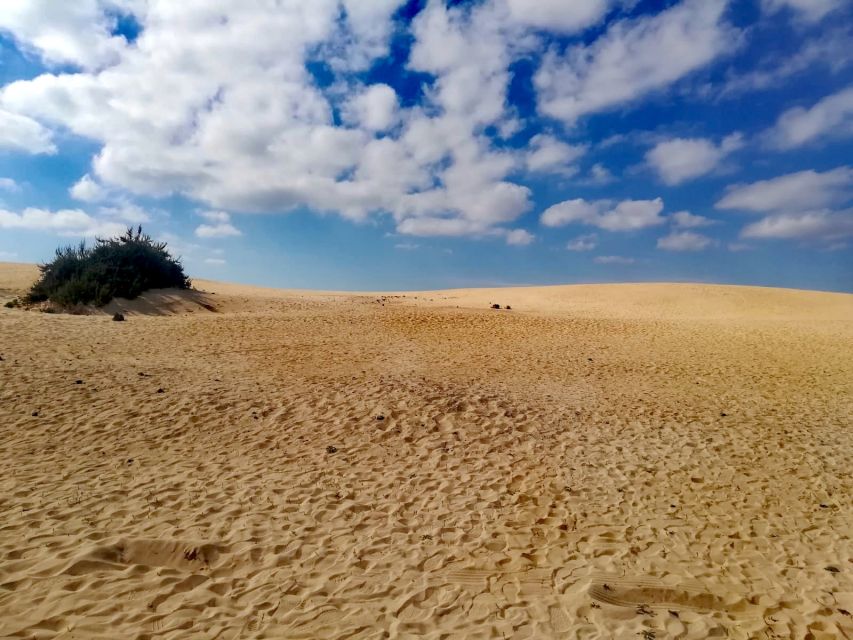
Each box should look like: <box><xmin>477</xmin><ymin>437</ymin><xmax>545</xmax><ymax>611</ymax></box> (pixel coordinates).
<box><xmin>1</xmin><ymin>263</ymin><xmax>851</xmax><ymax>638</ymax></box>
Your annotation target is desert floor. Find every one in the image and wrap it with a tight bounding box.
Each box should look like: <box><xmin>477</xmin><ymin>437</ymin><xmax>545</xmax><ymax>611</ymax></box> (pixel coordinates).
<box><xmin>1</xmin><ymin>263</ymin><xmax>851</xmax><ymax>639</ymax></box>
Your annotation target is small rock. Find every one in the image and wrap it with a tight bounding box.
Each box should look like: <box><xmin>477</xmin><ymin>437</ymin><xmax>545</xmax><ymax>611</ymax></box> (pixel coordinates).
<box><xmin>326</xmin><ymin>445</ymin><xmax>338</xmax><ymax>454</ymax></box>
<box><xmin>127</xmin><ymin>458</ymin><xmax>134</xmax><ymax>465</ymax></box>
<box><xmin>505</xmin><ymin>305</ymin><xmax>512</xmax><ymax>310</ymax></box>
<box><xmin>156</xmin><ymin>388</ymin><xmax>165</xmax><ymax>394</ymax></box>
<box><xmin>75</xmin><ymin>379</ymin><xmax>83</xmax><ymax>385</ymax></box>
<box><xmin>375</xmin><ymin>414</ymin><xmax>385</xmax><ymax>421</ymax></box>
<box><xmin>31</xmin><ymin>411</ymin><xmax>39</xmax><ymax>417</ymax></box>
<box><xmin>112</xmin><ymin>312</ymin><xmax>125</xmax><ymax>322</ymax></box>
<box><xmin>491</xmin><ymin>303</ymin><xmax>501</xmax><ymax>309</ymax></box>
<box><xmin>720</xmin><ymin>412</ymin><xmax>728</xmax><ymax>417</ymax></box>
<box><xmin>825</xmin><ymin>566</ymin><xmax>840</xmax><ymax>573</ymax></box>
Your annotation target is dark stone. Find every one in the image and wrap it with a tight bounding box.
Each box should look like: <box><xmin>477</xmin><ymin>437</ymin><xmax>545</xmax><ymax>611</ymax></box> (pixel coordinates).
<box><xmin>326</xmin><ymin>445</ymin><xmax>338</xmax><ymax>454</ymax></box>
<box><xmin>31</xmin><ymin>411</ymin><xmax>39</xmax><ymax>417</ymax></box>
<box><xmin>376</xmin><ymin>414</ymin><xmax>385</xmax><ymax>421</ymax></box>
<box><xmin>156</xmin><ymin>388</ymin><xmax>165</xmax><ymax>393</ymax></box>
<box><xmin>75</xmin><ymin>380</ymin><xmax>83</xmax><ymax>384</ymax></box>
<box><xmin>491</xmin><ymin>303</ymin><xmax>501</xmax><ymax>309</ymax></box>
<box><xmin>112</xmin><ymin>312</ymin><xmax>125</xmax><ymax>321</ymax></box>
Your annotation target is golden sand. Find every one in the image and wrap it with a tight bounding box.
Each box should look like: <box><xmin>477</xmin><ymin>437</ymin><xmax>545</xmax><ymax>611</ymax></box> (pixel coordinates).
<box><xmin>1</xmin><ymin>262</ymin><xmax>851</xmax><ymax>639</ymax></box>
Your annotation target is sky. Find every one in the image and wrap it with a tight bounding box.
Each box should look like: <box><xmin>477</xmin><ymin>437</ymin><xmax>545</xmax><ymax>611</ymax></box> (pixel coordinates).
<box><xmin>0</xmin><ymin>0</ymin><xmax>851</xmax><ymax>292</ymax></box>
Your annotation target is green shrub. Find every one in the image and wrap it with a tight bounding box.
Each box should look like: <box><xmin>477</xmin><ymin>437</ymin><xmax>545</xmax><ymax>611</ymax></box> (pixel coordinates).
<box><xmin>27</xmin><ymin>226</ymin><xmax>190</xmax><ymax>307</ymax></box>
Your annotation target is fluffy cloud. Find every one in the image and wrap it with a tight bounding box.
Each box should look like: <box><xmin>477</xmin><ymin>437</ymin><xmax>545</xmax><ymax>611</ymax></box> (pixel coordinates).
<box><xmin>657</xmin><ymin>230</ymin><xmax>714</xmax><ymax>251</ymax></box>
<box><xmin>716</xmin><ymin>167</ymin><xmax>853</xmax><ymax>212</ymax></box>
<box><xmin>0</xmin><ymin>177</ymin><xmax>20</xmax><ymax>192</ymax></box>
<box><xmin>505</xmin><ymin>0</ymin><xmax>617</xmax><ymax>33</ymax></box>
<box><xmin>594</xmin><ymin>255</ymin><xmax>635</xmax><ymax>264</ymax></box>
<box><xmin>762</xmin><ymin>0</ymin><xmax>846</xmax><ymax>22</ymax></box>
<box><xmin>525</xmin><ymin>134</ymin><xmax>586</xmax><ymax>175</ymax></box>
<box><xmin>566</xmin><ymin>233</ymin><xmax>598</xmax><ymax>251</ymax></box>
<box><xmin>741</xmin><ymin>209</ymin><xmax>853</xmax><ymax>242</ymax></box>
<box><xmin>535</xmin><ymin>0</ymin><xmax>738</xmax><ymax>125</ymax></box>
<box><xmin>195</xmin><ymin>211</ymin><xmax>242</xmax><ymax>238</ymax></box>
<box><xmin>718</xmin><ymin>166</ymin><xmax>853</xmax><ymax>246</ymax></box>
<box><xmin>70</xmin><ymin>174</ymin><xmax>107</xmax><ymax>202</ymax></box>
<box><xmin>646</xmin><ymin>134</ymin><xmax>743</xmax><ymax>185</ymax></box>
<box><xmin>766</xmin><ymin>87</ymin><xmax>853</xmax><ymax>149</ymax></box>
<box><xmin>0</xmin><ymin>108</ymin><xmax>55</xmax><ymax>154</ymax></box>
<box><xmin>505</xmin><ymin>229</ymin><xmax>534</xmax><ymax>246</ymax></box>
<box><xmin>343</xmin><ymin>84</ymin><xmax>399</xmax><ymax>132</ymax></box>
<box><xmin>0</xmin><ymin>0</ymin><xmax>131</xmax><ymax>69</ymax></box>
<box><xmin>0</xmin><ymin>207</ymin><xmax>126</xmax><ymax>237</ymax></box>
<box><xmin>541</xmin><ymin>198</ymin><xmax>665</xmax><ymax>231</ymax></box>
<box><xmin>671</xmin><ymin>210</ymin><xmax>714</xmax><ymax>228</ymax></box>
<box><xmin>0</xmin><ymin>0</ymin><xmax>546</xmax><ymax>241</ymax></box>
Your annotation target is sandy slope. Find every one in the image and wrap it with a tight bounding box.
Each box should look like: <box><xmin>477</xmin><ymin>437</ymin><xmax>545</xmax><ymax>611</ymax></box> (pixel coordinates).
<box><xmin>1</xmin><ymin>263</ymin><xmax>851</xmax><ymax>639</ymax></box>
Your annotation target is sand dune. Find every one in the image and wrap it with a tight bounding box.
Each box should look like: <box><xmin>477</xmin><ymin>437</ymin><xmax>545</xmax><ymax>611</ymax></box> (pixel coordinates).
<box><xmin>1</xmin><ymin>263</ymin><xmax>851</xmax><ymax>639</ymax></box>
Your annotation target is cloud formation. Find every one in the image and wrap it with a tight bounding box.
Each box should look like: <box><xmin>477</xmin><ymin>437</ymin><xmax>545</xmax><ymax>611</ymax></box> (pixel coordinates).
<box><xmin>716</xmin><ymin>167</ymin><xmax>853</xmax><ymax>213</ymax></box>
<box><xmin>535</xmin><ymin>0</ymin><xmax>738</xmax><ymax>125</ymax></box>
<box><xmin>567</xmin><ymin>233</ymin><xmax>598</xmax><ymax>251</ymax></box>
<box><xmin>195</xmin><ymin>211</ymin><xmax>242</xmax><ymax>239</ymax></box>
<box><xmin>541</xmin><ymin>198</ymin><xmax>666</xmax><ymax>231</ymax></box>
<box><xmin>646</xmin><ymin>134</ymin><xmax>742</xmax><ymax>185</ymax></box>
<box><xmin>766</xmin><ymin>87</ymin><xmax>853</xmax><ymax>149</ymax></box>
<box><xmin>657</xmin><ymin>230</ymin><xmax>714</xmax><ymax>251</ymax></box>
<box><xmin>0</xmin><ymin>207</ymin><xmax>126</xmax><ymax>237</ymax></box>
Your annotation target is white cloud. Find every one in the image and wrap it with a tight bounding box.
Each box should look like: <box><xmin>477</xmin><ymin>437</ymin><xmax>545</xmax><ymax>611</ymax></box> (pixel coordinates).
<box><xmin>204</xmin><ymin>257</ymin><xmax>227</xmax><ymax>266</ymax></box>
<box><xmin>195</xmin><ymin>211</ymin><xmax>242</xmax><ymax>238</ymax></box>
<box><xmin>394</xmin><ymin>242</ymin><xmax>420</xmax><ymax>250</ymax></box>
<box><xmin>0</xmin><ymin>250</ymin><xmax>19</xmax><ymax>260</ymax></box>
<box><xmin>525</xmin><ymin>134</ymin><xmax>586</xmax><ymax>175</ymax></box>
<box><xmin>671</xmin><ymin>210</ymin><xmax>714</xmax><ymax>228</ymax></box>
<box><xmin>716</xmin><ymin>167</ymin><xmax>853</xmax><ymax>213</ymax></box>
<box><xmin>762</xmin><ymin>0</ymin><xmax>845</xmax><ymax>22</ymax></box>
<box><xmin>657</xmin><ymin>230</ymin><xmax>714</xmax><ymax>251</ymax></box>
<box><xmin>0</xmin><ymin>0</ymin><xmax>130</xmax><ymax>69</ymax></box>
<box><xmin>594</xmin><ymin>255</ymin><xmax>635</xmax><ymax>264</ymax></box>
<box><xmin>583</xmin><ymin>163</ymin><xmax>617</xmax><ymax>186</ymax></box>
<box><xmin>0</xmin><ymin>177</ymin><xmax>20</xmax><ymax>192</ymax></box>
<box><xmin>567</xmin><ymin>233</ymin><xmax>598</xmax><ymax>251</ymax></box>
<box><xmin>505</xmin><ymin>0</ymin><xmax>616</xmax><ymax>33</ymax></box>
<box><xmin>343</xmin><ymin>84</ymin><xmax>399</xmax><ymax>132</ymax></box>
<box><xmin>766</xmin><ymin>87</ymin><xmax>853</xmax><ymax>150</ymax></box>
<box><xmin>741</xmin><ymin>209</ymin><xmax>853</xmax><ymax>242</ymax></box>
<box><xmin>69</xmin><ymin>174</ymin><xmax>107</xmax><ymax>202</ymax></box>
<box><xmin>719</xmin><ymin>29</ymin><xmax>853</xmax><ymax>97</ymax></box>
<box><xmin>0</xmin><ymin>108</ymin><xmax>55</xmax><ymax>154</ymax></box>
<box><xmin>541</xmin><ymin>199</ymin><xmax>601</xmax><ymax>227</ymax></box>
<box><xmin>0</xmin><ymin>206</ymin><xmax>126</xmax><ymax>237</ymax></box>
<box><xmin>505</xmin><ymin>228</ymin><xmax>534</xmax><ymax>246</ymax></box>
<box><xmin>541</xmin><ymin>197</ymin><xmax>665</xmax><ymax>231</ymax></box>
<box><xmin>646</xmin><ymin>133</ymin><xmax>743</xmax><ymax>185</ymax></box>
<box><xmin>0</xmin><ymin>0</ymin><xmax>541</xmax><ymax>241</ymax></box>
<box><xmin>535</xmin><ymin>0</ymin><xmax>738</xmax><ymax>125</ymax></box>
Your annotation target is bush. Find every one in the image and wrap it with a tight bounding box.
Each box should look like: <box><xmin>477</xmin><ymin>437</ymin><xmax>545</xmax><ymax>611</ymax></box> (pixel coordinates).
<box><xmin>27</xmin><ymin>226</ymin><xmax>190</xmax><ymax>307</ymax></box>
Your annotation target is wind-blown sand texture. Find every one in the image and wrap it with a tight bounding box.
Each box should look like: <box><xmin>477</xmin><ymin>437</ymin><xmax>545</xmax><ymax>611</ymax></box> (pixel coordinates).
<box><xmin>1</xmin><ymin>263</ymin><xmax>851</xmax><ymax>639</ymax></box>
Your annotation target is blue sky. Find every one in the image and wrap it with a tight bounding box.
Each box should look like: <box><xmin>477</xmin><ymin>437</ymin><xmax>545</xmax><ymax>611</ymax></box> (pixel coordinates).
<box><xmin>0</xmin><ymin>0</ymin><xmax>851</xmax><ymax>291</ymax></box>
